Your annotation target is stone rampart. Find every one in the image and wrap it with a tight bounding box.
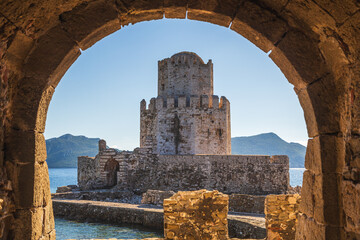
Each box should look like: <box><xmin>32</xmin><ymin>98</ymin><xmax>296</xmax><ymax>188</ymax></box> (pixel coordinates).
<box><xmin>80</xmin><ymin>147</ymin><xmax>289</xmax><ymax>195</ymax></box>
<box><xmin>264</xmin><ymin>194</ymin><xmax>301</xmax><ymax>240</ymax></box>
<box><xmin>123</xmin><ymin>154</ymin><xmax>289</xmax><ymax>195</ymax></box>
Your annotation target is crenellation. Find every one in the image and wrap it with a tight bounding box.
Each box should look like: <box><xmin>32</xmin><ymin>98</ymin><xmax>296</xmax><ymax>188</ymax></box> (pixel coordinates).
<box><xmin>167</xmin><ymin>97</ymin><xmax>175</xmax><ymax>108</ymax></box>
<box><xmin>155</xmin><ymin>96</ymin><xmax>164</xmax><ymax>109</ymax></box>
<box><xmin>189</xmin><ymin>95</ymin><xmax>200</xmax><ymax>108</ymax></box>
<box><xmin>201</xmin><ymin>95</ymin><xmax>210</xmax><ymax>108</ymax></box>
<box><xmin>212</xmin><ymin>95</ymin><xmax>220</xmax><ymax>108</ymax></box>
<box><xmin>177</xmin><ymin>96</ymin><xmax>186</xmax><ymax>108</ymax></box>
<box><xmin>140</xmin><ymin>99</ymin><xmax>146</xmax><ymax>111</ymax></box>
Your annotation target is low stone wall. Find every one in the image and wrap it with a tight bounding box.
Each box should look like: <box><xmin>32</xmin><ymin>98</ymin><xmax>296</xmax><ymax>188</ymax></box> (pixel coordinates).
<box><xmin>229</xmin><ymin>194</ymin><xmax>265</xmax><ymax>214</ymax></box>
<box><xmin>141</xmin><ymin>190</ymin><xmax>175</xmax><ymax>206</ymax></box>
<box><xmin>52</xmin><ymin>189</ymin><xmax>141</xmax><ymax>204</ymax></box>
<box><xmin>54</xmin><ymin>189</ymin><xmax>268</xmax><ymax>214</ymax></box>
<box><xmin>53</xmin><ymin>198</ymin><xmax>266</xmax><ymax>239</ymax></box>
<box><xmin>264</xmin><ymin>194</ymin><xmax>301</xmax><ymax>240</ymax></box>
<box><xmin>53</xmin><ymin>199</ymin><xmax>163</xmax><ymax>230</ymax></box>
<box><xmin>163</xmin><ymin>190</ymin><xmax>229</xmax><ymax>239</ymax></box>
<box><xmin>80</xmin><ymin>145</ymin><xmax>290</xmax><ymax>195</ymax></box>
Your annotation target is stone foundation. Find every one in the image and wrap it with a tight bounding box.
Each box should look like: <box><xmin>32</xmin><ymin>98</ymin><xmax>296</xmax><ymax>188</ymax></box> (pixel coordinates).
<box><xmin>265</xmin><ymin>194</ymin><xmax>301</xmax><ymax>240</ymax></box>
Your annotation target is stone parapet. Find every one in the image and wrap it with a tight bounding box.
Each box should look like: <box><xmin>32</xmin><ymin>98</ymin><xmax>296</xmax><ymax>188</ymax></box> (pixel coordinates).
<box><xmin>265</xmin><ymin>194</ymin><xmax>301</xmax><ymax>240</ymax></box>
<box><xmin>163</xmin><ymin>190</ymin><xmax>229</xmax><ymax>240</ymax></box>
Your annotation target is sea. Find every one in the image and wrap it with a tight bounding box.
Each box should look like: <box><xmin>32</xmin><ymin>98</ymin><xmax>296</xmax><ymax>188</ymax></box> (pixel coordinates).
<box><xmin>49</xmin><ymin>168</ymin><xmax>305</xmax><ymax>240</ymax></box>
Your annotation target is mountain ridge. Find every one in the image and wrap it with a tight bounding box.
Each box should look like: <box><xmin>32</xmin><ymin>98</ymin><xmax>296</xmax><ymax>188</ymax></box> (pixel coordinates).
<box><xmin>46</xmin><ymin>133</ymin><xmax>306</xmax><ymax>168</ymax></box>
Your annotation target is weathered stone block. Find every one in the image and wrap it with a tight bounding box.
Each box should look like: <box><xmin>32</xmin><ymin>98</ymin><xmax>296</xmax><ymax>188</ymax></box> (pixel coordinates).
<box><xmin>8</xmin><ymin>82</ymin><xmax>54</xmax><ymax>133</ymax></box>
<box><xmin>59</xmin><ymin>0</ymin><xmax>121</xmax><ymax>50</ymax></box>
<box><xmin>13</xmin><ymin>204</ymin><xmax>54</xmax><ymax>240</ymax></box>
<box><xmin>270</xmin><ymin>30</ymin><xmax>328</xmax><ymax>88</ymax></box>
<box><xmin>5</xmin><ymin>129</ymin><xmax>47</xmax><ymax>164</ymax></box>
<box><xmin>187</xmin><ymin>0</ymin><xmax>237</xmax><ymax>27</ymax></box>
<box><xmin>265</xmin><ymin>194</ymin><xmax>301</xmax><ymax>240</ymax></box>
<box><xmin>23</xmin><ymin>25</ymin><xmax>81</xmax><ymax>87</ymax></box>
<box><xmin>230</xmin><ymin>1</ymin><xmax>288</xmax><ymax>53</ymax></box>
<box><xmin>164</xmin><ymin>0</ymin><xmax>187</xmax><ymax>19</ymax></box>
<box><xmin>342</xmin><ymin>180</ymin><xmax>360</xmax><ymax>234</ymax></box>
<box><xmin>305</xmin><ymin>135</ymin><xmax>345</xmax><ymax>174</ymax></box>
<box><xmin>163</xmin><ymin>190</ymin><xmax>229</xmax><ymax>240</ymax></box>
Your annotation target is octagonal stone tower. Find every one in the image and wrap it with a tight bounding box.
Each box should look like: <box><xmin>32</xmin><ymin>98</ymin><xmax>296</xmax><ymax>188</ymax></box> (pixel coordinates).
<box><xmin>140</xmin><ymin>52</ymin><xmax>231</xmax><ymax>155</ymax></box>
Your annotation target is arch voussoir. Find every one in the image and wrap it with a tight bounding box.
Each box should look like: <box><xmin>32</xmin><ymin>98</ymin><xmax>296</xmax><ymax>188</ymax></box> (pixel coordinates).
<box><xmin>230</xmin><ymin>0</ymin><xmax>288</xmax><ymax>53</ymax></box>
<box><xmin>59</xmin><ymin>0</ymin><xmax>121</xmax><ymax>50</ymax></box>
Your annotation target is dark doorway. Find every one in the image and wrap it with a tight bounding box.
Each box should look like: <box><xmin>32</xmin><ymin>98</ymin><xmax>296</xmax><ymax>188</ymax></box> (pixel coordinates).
<box><xmin>104</xmin><ymin>157</ymin><xmax>119</xmax><ymax>187</ymax></box>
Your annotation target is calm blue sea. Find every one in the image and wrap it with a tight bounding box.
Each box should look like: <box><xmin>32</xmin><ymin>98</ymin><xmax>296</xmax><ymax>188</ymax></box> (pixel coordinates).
<box><xmin>49</xmin><ymin>167</ymin><xmax>305</xmax><ymax>239</ymax></box>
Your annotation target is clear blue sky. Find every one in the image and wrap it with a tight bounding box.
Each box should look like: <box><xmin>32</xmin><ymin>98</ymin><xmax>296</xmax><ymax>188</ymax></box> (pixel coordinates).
<box><xmin>44</xmin><ymin>19</ymin><xmax>308</xmax><ymax>150</ymax></box>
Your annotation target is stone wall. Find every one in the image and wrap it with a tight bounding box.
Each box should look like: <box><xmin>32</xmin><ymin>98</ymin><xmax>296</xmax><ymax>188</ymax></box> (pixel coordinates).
<box><xmin>81</xmin><ymin>146</ymin><xmax>289</xmax><ymax>195</ymax></box>
<box><xmin>229</xmin><ymin>194</ymin><xmax>265</xmax><ymax>214</ymax></box>
<box><xmin>163</xmin><ymin>190</ymin><xmax>229</xmax><ymax>239</ymax></box>
<box><xmin>141</xmin><ymin>190</ymin><xmax>175</xmax><ymax>206</ymax></box>
<box><xmin>124</xmin><ymin>154</ymin><xmax>289</xmax><ymax>195</ymax></box>
<box><xmin>78</xmin><ymin>156</ymin><xmax>102</xmax><ymax>190</ymax></box>
<box><xmin>141</xmin><ymin>95</ymin><xmax>231</xmax><ymax>155</ymax></box>
<box><xmin>265</xmin><ymin>194</ymin><xmax>301</xmax><ymax>240</ymax></box>
<box><xmin>158</xmin><ymin>52</ymin><xmax>213</xmax><ymax>97</ymax></box>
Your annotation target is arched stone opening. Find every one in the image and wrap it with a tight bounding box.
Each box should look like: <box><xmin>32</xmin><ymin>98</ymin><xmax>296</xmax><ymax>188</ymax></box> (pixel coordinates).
<box><xmin>0</xmin><ymin>0</ymin><xmax>359</xmax><ymax>239</ymax></box>
<box><xmin>104</xmin><ymin>157</ymin><xmax>120</xmax><ymax>187</ymax></box>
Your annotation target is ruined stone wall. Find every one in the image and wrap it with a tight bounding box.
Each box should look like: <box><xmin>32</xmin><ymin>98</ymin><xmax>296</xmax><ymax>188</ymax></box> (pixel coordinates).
<box><xmin>140</xmin><ymin>95</ymin><xmax>231</xmax><ymax>155</ymax></box>
<box><xmin>158</xmin><ymin>52</ymin><xmax>213</xmax><ymax>97</ymax></box>
<box><xmin>77</xmin><ymin>156</ymin><xmax>102</xmax><ymax>190</ymax></box>
<box><xmin>265</xmin><ymin>194</ymin><xmax>301</xmax><ymax>240</ymax></box>
<box><xmin>163</xmin><ymin>190</ymin><xmax>229</xmax><ymax>240</ymax></box>
<box><xmin>80</xmin><ymin>145</ymin><xmax>288</xmax><ymax>195</ymax></box>
<box><xmin>121</xmin><ymin>153</ymin><xmax>288</xmax><ymax>195</ymax></box>
<box><xmin>140</xmin><ymin>98</ymin><xmax>157</xmax><ymax>150</ymax></box>
<box><xmin>229</xmin><ymin>194</ymin><xmax>266</xmax><ymax>214</ymax></box>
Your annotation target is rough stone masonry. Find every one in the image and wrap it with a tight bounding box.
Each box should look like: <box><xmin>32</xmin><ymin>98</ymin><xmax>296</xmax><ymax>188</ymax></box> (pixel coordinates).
<box><xmin>78</xmin><ymin>52</ymin><xmax>289</xmax><ymax>195</ymax></box>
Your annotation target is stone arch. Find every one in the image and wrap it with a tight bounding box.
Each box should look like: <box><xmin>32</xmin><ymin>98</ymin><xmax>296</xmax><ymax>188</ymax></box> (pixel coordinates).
<box><xmin>0</xmin><ymin>0</ymin><xmax>359</xmax><ymax>239</ymax></box>
<box><xmin>104</xmin><ymin>157</ymin><xmax>120</xmax><ymax>187</ymax></box>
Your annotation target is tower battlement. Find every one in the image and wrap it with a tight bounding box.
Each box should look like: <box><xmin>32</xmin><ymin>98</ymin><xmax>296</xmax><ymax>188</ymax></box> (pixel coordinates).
<box><xmin>140</xmin><ymin>52</ymin><xmax>231</xmax><ymax>155</ymax></box>
<box><xmin>140</xmin><ymin>95</ymin><xmax>229</xmax><ymax>113</ymax></box>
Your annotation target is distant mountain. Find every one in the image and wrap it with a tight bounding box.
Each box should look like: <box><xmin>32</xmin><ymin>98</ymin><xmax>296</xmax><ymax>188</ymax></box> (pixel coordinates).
<box><xmin>46</xmin><ymin>134</ymin><xmax>100</xmax><ymax>168</ymax></box>
<box><xmin>46</xmin><ymin>133</ymin><xmax>306</xmax><ymax>168</ymax></box>
<box><xmin>231</xmin><ymin>132</ymin><xmax>306</xmax><ymax>168</ymax></box>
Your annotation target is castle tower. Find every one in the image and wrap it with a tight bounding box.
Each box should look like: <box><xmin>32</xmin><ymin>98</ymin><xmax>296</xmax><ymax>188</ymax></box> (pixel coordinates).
<box><xmin>140</xmin><ymin>52</ymin><xmax>231</xmax><ymax>155</ymax></box>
